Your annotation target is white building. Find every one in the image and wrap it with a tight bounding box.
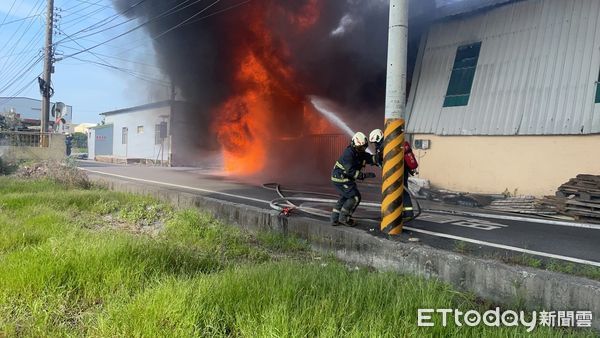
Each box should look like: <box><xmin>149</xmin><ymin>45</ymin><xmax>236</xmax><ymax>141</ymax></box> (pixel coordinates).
<box><xmin>88</xmin><ymin>101</ymin><xmax>204</xmax><ymax>166</ymax></box>
<box><xmin>407</xmin><ymin>0</ymin><xmax>600</xmax><ymax>196</ymax></box>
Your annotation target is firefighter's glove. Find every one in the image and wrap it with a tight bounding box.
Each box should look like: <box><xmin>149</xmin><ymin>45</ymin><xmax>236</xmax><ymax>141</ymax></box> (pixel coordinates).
<box><xmin>358</xmin><ymin>172</ymin><xmax>376</xmax><ymax>180</ymax></box>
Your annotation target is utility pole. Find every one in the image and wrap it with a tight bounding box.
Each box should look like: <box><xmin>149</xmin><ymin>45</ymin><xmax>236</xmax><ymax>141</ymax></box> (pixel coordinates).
<box><xmin>381</xmin><ymin>0</ymin><xmax>408</xmax><ymax>235</ymax></box>
<box><xmin>41</xmin><ymin>0</ymin><xmax>55</xmax><ymax>144</ymax></box>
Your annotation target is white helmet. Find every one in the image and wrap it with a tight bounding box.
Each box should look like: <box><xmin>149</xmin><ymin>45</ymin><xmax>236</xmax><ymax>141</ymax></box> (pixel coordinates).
<box><xmin>351</xmin><ymin>132</ymin><xmax>368</xmax><ymax>148</ymax></box>
<box><xmin>369</xmin><ymin>129</ymin><xmax>383</xmax><ymax>143</ymax></box>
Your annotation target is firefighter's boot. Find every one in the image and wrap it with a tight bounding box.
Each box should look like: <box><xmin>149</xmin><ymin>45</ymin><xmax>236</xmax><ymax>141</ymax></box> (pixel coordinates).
<box><xmin>330</xmin><ymin>209</ymin><xmax>340</xmax><ymax>226</ymax></box>
<box><xmin>339</xmin><ymin>208</ymin><xmax>356</xmax><ymax>227</ymax></box>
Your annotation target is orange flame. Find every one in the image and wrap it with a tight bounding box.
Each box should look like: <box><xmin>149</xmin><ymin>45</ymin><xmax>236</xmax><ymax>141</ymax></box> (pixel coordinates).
<box><xmin>214</xmin><ymin>1</ymin><xmax>323</xmax><ymax>175</ymax></box>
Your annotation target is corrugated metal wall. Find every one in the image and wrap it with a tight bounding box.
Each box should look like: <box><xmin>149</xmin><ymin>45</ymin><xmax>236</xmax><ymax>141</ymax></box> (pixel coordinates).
<box><xmin>94</xmin><ymin>125</ymin><xmax>113</xmax><ymax>156</ymax></box>
<box><xmin>306</xmin><ymin>134</ymin><xmax>348</xmax><ymax>175</ymax></box>
<box><xmin>408</xmin><ymin>0</ymin><xmax>600</xmax><ymax>135</ymax></box>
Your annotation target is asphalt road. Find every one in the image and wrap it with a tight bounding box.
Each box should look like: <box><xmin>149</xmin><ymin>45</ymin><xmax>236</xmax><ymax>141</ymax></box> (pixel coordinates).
<box><xmin>78</xmin><ymin>161</ymin><xmax>600</xmax><ymax>267</ymax></box>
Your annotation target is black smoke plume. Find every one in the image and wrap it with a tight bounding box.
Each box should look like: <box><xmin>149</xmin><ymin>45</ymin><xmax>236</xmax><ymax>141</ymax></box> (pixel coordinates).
<box><xmin>111</xmin><ymin>0</ymin><xmax>441</xmax><ymax>181</ymax></box>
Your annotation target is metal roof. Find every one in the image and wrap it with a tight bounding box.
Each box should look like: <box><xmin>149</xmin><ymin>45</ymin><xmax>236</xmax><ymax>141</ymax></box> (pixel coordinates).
<box><xmin>408</xmin><ymin>0</ymin><xmax>600</xmax><ymax>135</ymax></box>
<box><xmin>100</xmin><ymin>100</ymin><xmax>174</xmax><ymax>116</ymax></box>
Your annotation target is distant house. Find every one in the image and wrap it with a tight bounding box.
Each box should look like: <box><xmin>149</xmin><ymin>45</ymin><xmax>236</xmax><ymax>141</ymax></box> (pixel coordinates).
<box><xmin>72</xmin><ymin>123</ymin><xmax>96</xmax><ymax>134</ymax></box>
<box><xmin>407</xmin><ymin>0</ymin><xmax>600</xmax><ymax>196</ymax></box>
<box><xmin>0</xmin><ymin>97</ymin><xmax>73</xmax><ymax>133</ymax></box>
<box><xmin>88</xmin><ymin>101</ymin><xmax>204</xmax><ymax>166</ymax></box>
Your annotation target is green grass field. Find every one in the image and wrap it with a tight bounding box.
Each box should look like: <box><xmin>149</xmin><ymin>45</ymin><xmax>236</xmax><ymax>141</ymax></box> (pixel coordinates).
<box><xmin>0</xmin><ymin>177</ymin><xmax>594</xmax><ymax>337</ymax></box>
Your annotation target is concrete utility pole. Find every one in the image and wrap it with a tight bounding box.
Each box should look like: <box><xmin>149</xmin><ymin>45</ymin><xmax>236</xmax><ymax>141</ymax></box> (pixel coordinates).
<box><xmin>41</xmin><ymin>0</ymin><xmax>55</xmax><ymax>142</ymax></box>
<box><xmin>381</xmin><ymin>0</ymin><xmax>408</xmax><ymax>235</ymax></box>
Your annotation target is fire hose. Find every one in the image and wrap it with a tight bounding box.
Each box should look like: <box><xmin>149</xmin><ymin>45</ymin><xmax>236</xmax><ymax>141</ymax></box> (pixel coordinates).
<box><xmin>263</xmin><ymin>182</ymin><xmax>421</xmax><ymax>225</ymax></box>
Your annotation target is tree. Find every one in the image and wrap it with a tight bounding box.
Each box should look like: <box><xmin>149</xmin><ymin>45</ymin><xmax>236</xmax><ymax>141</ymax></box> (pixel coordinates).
<box><xmin>0</xmin><ymin>110</ymin><xmax>22</xmax><ymax>131</ymax></box>
<box><xmin>71</xmin><ymin>132</ymin><xmax>88</xmax><ymax>149</ymax></box>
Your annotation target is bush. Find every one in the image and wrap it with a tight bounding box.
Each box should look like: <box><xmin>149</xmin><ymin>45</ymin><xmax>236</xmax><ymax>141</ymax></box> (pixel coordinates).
<box><xmin>0</xmin><ymin>157</ymin><xmax>17</xmax><ymax>175</ymax></box>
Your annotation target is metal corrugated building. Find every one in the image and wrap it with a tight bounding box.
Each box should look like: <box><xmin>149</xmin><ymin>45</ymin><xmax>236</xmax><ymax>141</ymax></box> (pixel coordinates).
<box><xmin>408</xmin><ymin>0</ymin><xmax>600</xmax><ymax>135</ymax></box>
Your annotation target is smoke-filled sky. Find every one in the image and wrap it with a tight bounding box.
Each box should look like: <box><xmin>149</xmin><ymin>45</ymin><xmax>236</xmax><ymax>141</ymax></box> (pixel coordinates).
<box><xmin>107</xmin><ymin>0</ymin><xmax>480</xmax><ymax>177</ymax></box>
<box><xmin>112</xmin><ymin>0</ymin><xmax>395</xmax><ymax>110</ymax></box>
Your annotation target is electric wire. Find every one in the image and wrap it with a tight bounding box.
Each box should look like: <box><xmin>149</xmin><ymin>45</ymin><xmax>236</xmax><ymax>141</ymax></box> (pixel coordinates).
<box><xmin>0</xmin><ymin>14</ymin><xmax>42</xmax><ymax>27</ymax></box>
<box><xmin>0</xmin><ymin>0</ymin><xmax>18</xmax><ymax>26</ymax></box>
<box><xmin>113</xmin><ymin>0</ymin><xmax>251</xmax><ymax>57</ymax></box>
<box><xmin>0</xmin><ymin>22</ymin><xmax>45</xmax><ymax>85</ymax></box>
<box><xmin>0</xmin><ymin>0</ymin><xmax>45</xmax><ymax>58</ymax></box>
<box><xmin>0</xmin><ymin>73</ymin><xmax>42</xmax><ymax>107</ymax></box>
<box><xmin>0</xmin><ymin>55</ymin><xmax>44</xmax><ymax>95</ymax></box>
<box><xmin>69</xmin><ymin>56</ymin><xmax>170</xmax><ymax>86</ymax></box>
<box><xmin>0</xmin><ymin>0</ymin><xmax>46</xmax><ymax>83</ymax></box>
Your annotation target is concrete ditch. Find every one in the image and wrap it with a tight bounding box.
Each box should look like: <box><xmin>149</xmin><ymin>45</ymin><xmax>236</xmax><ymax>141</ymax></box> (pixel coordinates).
<box><xmin>90</xmin><ymin>173</ymin><xmax>600</xmax><ymax>331</ymax></box>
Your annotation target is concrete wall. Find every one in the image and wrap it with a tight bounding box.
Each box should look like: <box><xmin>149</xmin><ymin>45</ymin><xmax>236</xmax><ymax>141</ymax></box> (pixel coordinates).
<box><xmin>90</xmin><ymin>174</ymin><xmax>600</xmax><ymax>331</ymax></box>
<box><xmin>104</xmin><ymin>106</ymin><xmax>171</xmax><ymax>161</ymax></box>
<box><xmin>0</xmin><ymin>134</ymin><xmax>66</xmax><ymax>161</ymax></box>
<box><xmin>411</xmin><ymin>134</ymin><xmax>600</xmax><ymax>196</ymax></box>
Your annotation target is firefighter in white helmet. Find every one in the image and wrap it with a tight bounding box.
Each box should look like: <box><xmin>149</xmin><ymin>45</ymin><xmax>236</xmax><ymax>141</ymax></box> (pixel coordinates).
<box><xmin>370</xmin><ymin>128</ymin><xmax>420</xmax><ymax>221</ymax></box>
<box><xmin>369</xmin><ymin>128</ymin><xmax>384</xmax><ymax>166</ymax></box>
<box><xmin>330</xmin><ymin>132</ymin><xmax>378</xmax><ymax>226</ymax></box>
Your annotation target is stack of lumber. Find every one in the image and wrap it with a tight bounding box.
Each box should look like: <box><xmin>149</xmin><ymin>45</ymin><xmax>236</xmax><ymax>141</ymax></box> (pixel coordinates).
<box><xmin>554</xmin><ymin>174</ymin><xmax>600</xmax><ymax>223</ymax></box>
<box><xmin>487</xmin><ymin>196</ymin><xmax>558</xmax><ymax>215</ymax></box>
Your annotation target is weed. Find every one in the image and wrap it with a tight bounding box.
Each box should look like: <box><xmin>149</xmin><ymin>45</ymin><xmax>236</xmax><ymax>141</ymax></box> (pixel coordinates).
<box><xmin>0</xmin><ymin>178</ymin><xmax>594</xmax><ymax>337</ymax></box>
<box><xmin>454</xmin><ymin>240</ymin><xmax>469</xmax><ymax>254</ymax></box>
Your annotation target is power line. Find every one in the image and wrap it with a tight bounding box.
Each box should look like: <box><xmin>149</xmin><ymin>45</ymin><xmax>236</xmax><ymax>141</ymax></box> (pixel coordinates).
<box><xmin>60</xmin><ymin>3</ymin><xmax>108</xmax><ymax>28</ymax></box>
<box><xmin>151</xmin><ymin>0</ymin><xmax>221</xmax><ymax>40</ymax></box>
<box><xmin>62</xmin><ymin>0</ymin><xmax>111</xmax><ymax>13</ymax></box>
<box><xmin>0</xmin><ymin>0</ymin><xmax>46</xmax><ymax>75</ymax></box>
<box><xmin>0</xmin><ymin>74</ymin><xmax>42</xmax><ymax>107</ymax></box>
<box><xmin>0</xmin><ymin>14</ymin><xmax>42</xmax><ymax>27</ymax></box>
<box><xmin>58</xmin><ymin>26</ymin><xmax>165</xmax><ymax>86</ymax></box>
<box><xmin>0</xmin><ymin>0</ymin><xmax>18</xmax><ymax>26</ymax></box>
<box><xmin>0</xmin><ymin>0</ymin><xmax>45</xmax><ymax>53</ymax></box>
<box><xmin>0</xmin><ymin>14</ymin><xmax>45</xmax><ymax>84</ymax></box>
<box><xmin>0</xmin><ymin>55</ymin><xmax>43</xmax><ymax>95</ymax></box>
<box><xmin>70</xmin><ymin>56</ymin><xmax>169</xmax><ymax>86</ymax></box>
<box><xmin>53</xmin><ymin>0</ymin><xmax>148</xmax><ymax>45</ymax></box>
<box><xmin>113</xmin><ymin>0</ymin><xmax>252</xmax><ymax>57</ymax></box>
<box><xmin>60</xmin><ymin>44</ymin><xmax>160</xmax><ymax>69</ymax></box>
<box><xmin>60</xmin><ymin>0</ymin><xmax>222</xmax><ymax>61</ymax></box>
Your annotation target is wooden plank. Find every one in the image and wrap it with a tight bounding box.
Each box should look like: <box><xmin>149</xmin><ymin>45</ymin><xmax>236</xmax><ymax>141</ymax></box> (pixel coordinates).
<box><xmin>565</xmin><ymin>207</ymin><xmax>600</xmax><ymax>216</ymax></box>
<box><xmin>566</xmin><ymin>199</ymin><xmax>600</xmax><ymax>209</ymax></box>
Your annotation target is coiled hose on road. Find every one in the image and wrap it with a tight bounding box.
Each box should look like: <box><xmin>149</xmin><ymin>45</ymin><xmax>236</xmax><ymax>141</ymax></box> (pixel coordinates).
<box><xmin>263</xmin><ymin>183</ymin><xmax>422</xmax><ymax>225</ymax></box>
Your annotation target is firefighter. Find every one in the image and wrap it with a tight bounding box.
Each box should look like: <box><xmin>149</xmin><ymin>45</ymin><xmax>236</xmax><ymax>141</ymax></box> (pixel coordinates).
<box><xmin>369</xmin><ymin>129</ymin><xmax>384</xmax><ymax>166</ymax></box>
<box><xmin>330</xmin><ymin>132</ymin><xmax>377</xmax><ymax>226</ymax></box>
<box><xmin>370</xmin><ymin>128</ymin><xmax>419</xmax><ymax>220</ymax></box>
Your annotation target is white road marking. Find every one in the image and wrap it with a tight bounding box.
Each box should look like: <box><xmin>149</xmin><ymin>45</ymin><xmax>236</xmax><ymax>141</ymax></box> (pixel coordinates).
<box><xmin>81</xmin><ymin>168</ymin><xmax>271</xmax><ymax>205</ymax></box>
<box><xmin>82</xmin><ymin>167</ymin><xmax>600</xmax><ymax>267</ymax></box>
<box><xmin>424</xmin><ymin>209</ymin><xmax>600</xmax><ymax>230</ymax></box>
<box><xmin>404</xmin><ymin>226</ymin><xmax>600</xmax><ymax>267</ymax></box>
<box><xmin>418</xmin><ymin>213</ymin><xmax>508</xmax><ymax>231</ymax></box>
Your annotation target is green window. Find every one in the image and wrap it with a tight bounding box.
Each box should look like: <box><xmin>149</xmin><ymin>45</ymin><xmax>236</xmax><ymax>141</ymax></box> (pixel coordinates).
<box><xmin>443</xmin><ymin>42</ymin><xmax>481</xmax><ymax>107</ymax></box>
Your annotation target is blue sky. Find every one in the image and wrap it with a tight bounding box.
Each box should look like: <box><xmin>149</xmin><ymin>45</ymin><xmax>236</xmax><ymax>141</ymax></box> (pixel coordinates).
<box><xmin>0</xmin><ymin>0</ymin><xmax>169</xmax><ymax>123</ymax></box>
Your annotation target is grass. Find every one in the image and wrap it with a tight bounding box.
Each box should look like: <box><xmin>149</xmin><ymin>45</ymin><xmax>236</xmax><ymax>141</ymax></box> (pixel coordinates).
<box><xmin>0</xmin><ymin>177</ymin><xmax>595</xmax><ymax>337</ymax></box>
<box><xmin>501</xmin><ymin>254</ymin><xmax>600</xmax><ymax>281</ymax></box>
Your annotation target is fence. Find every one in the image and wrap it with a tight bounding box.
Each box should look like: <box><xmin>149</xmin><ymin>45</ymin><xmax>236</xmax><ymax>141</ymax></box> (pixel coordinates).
<box><xmin>0</xmin><ymin>131</ymin><xmax>56</xmax><ymax>148</ymax></box>
<box><xmin>0</xmin><ymin>131</ymin><xmax>66</xmax><ymax>161</ymax></box>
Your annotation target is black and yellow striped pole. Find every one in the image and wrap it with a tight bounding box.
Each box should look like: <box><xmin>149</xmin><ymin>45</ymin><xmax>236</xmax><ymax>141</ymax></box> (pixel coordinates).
<box><xmin>381</xmin><ymin>0</ymin><xmax>408</xmax><ymax>235</ymax></box>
